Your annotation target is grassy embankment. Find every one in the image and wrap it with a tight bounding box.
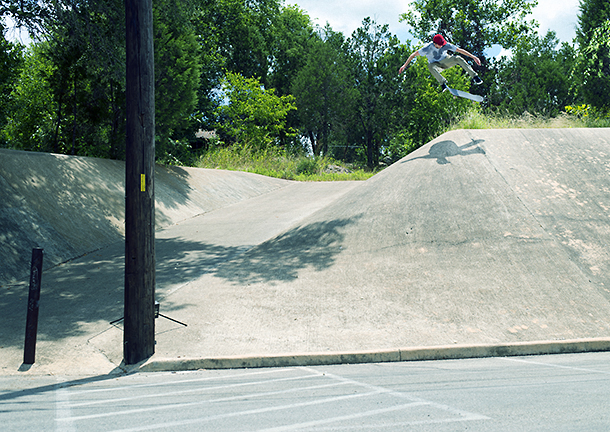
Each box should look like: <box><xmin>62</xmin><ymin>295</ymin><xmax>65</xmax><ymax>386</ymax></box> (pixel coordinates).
<box><xmin>450</xmin><ymin>108</ymin><xmax>610</xmax><ymax>130</ymax></box>
<box><xmin>195</xmin><ymin>109</ymin><xmax>610</xmax><ymax>181</ymax></box>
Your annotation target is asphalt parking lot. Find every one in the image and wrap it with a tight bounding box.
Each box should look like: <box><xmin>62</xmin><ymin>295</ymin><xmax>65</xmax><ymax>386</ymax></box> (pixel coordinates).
<box><xmin>2</xmin><ymin>351</ymin><xmax>609</xmax><ymax>431</ymax></box>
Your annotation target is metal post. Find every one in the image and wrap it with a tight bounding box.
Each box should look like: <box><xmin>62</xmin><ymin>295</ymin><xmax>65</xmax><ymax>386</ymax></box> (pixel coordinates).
<box><xmin>24</xmin><ymin>248</ymin><xmax>43</xmax><ymax>365</ymax></box>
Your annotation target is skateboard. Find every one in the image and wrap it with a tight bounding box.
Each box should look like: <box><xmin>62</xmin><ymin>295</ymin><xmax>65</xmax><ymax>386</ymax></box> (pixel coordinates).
<box><xmin>446</xmin><ymin>86</ymin><xmax>484</xmax><ymax>103</ymax></box>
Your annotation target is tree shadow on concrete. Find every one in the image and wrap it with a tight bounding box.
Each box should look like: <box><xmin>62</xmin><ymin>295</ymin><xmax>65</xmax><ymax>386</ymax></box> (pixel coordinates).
<box><xmin>0</xmin><ymin>242</ymin><xmax>126</xmax><ymax>352</ymax></box>
<box><xmin>0</xmin><ymin>215</ymin><xmax>359</xmax><ymax>350</ymax></box>
<box><xmin>404</xmin><ymin>139</ymin><xmax>485</xmax><ymax>165</ymax></box>
<box><xmin>0</xmin><ymin>151</ymin><xmax>196</xmax><ymax>285</ymax></box>
<box><xmin>0</xmin><ymin>149</ymin><xmax>285</xmax><ymax>285</ymax></box>
<box><xmin>154</xmin><ymin>215</ymin><xmax>361</xmax><ymax>289</ymax></box>
<box><xmin>210</xmin><ymin>216</ymin><xmax>361</xmax><ymax>286</ymax></box>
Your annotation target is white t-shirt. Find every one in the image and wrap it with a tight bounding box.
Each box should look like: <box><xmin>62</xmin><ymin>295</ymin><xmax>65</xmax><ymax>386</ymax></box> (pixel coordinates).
<box><xmin>418</xmin><ymin>41</ymin><xmax>458</xmax><ymax>63</ymax></box>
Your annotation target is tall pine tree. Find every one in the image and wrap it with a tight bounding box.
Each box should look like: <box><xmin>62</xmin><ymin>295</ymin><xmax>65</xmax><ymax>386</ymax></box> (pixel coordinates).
<box><xmin>574</xmin><ymin>0</ymin><xmax>610</xmax><ymax>110</ymax></box>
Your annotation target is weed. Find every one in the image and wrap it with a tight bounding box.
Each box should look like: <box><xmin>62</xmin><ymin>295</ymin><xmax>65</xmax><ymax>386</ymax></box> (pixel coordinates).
<box><xmin>449</xmin><ymin>106</ymin><xmax>610</xmax><ymax>131</ymax></box>
<box><xmin>195</xmin><ymin>145</ymin><xmax>375</xmax><ymax>182</ymax></box>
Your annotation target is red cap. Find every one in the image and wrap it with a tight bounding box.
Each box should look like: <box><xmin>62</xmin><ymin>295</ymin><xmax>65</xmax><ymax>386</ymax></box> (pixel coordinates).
<box><xmin>433</xmin><ymin>34</ymin><xmax>447</xmax><ymax>46</ymax></box>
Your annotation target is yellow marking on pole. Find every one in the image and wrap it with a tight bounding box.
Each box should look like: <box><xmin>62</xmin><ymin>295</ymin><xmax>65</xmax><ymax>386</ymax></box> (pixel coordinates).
<box><xmin>141</xmin><ymin>174</ymin><xmax>146</xmax><ymax>192</ymax></box>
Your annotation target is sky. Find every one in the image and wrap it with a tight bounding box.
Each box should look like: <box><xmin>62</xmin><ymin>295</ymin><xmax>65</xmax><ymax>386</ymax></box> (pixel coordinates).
<box><xmin>289</xmin><ymin>0</ymin><xmax>581</xmax><ymax>54</ymax></box>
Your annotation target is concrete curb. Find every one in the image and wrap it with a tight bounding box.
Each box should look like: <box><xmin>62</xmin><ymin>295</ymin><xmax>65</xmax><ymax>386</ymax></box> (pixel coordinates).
<box><xmin>135</xmin><ymin>337</ymin><xmax>610</xmax><ymax>372</ymax></box>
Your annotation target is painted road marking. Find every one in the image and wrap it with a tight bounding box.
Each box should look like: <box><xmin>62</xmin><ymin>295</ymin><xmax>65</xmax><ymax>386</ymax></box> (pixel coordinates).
<box><xmin>55</xmin><ymin>379</ymin><xmax>75</xmax><ymax>432</ymax></box>
<box><xmin>55</xmin><ymin>366</ymin><xmax>489</xmax><ymax>431</ymax></box>
<box><xmin>501</xmin><ymin>357</ymin><xmax>610</xmax><ymax>375</ymax></box>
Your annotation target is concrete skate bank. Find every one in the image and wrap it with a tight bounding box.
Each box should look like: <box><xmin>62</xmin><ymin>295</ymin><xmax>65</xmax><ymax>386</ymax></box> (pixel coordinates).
<box><xmin>1</xmin><ymin>128</ymin><xmax>610</xmax><ymax>375</ymax></box>
<box><xmin>0</xmin><ymin>149</ymin><xmax>290</xmax><ymax>285</ymax></box>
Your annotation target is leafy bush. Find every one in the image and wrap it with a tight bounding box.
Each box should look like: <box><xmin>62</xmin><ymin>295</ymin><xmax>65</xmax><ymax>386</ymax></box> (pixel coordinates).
<box><xmin>214</xmin><ymin>72</ymin><xmax>296</xmax><ymax>150</ymax></box>
<box><xmin>296</xmin><ymin>158</ymin><xmax>319</xmax><ymax>175</ymax></box>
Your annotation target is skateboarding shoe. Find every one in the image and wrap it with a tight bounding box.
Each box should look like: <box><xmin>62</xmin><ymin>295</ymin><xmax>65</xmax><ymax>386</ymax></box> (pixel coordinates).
<box><xmin>473</xmin><ymin>76</ymin><xmax>483</xmax><ymax>85</ymax></box>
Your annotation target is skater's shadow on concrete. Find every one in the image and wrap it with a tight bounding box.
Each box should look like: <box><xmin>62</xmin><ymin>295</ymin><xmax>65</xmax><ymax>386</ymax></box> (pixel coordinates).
<box><xmin>405</xmin><ymin>139</ymin><xmax>485</xmax><ymax>165</ymax></box>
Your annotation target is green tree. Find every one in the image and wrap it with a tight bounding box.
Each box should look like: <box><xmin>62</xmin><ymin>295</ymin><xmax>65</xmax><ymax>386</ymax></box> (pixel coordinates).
<box><xmin>215</xmin><ymin>72</ymin><xmax>296</xmax><ymax>149</ymax></box>
<box><xmin>346</xmin><ymin>18</ymin><xmax>405</xmax><ymax>169</ymax></box>
<box><xmin>4</xmin><ymin>0</ymin><xmax>203</xmax><ymax>161</ymax></box>
<box><xmin>492</xmin><ymin>31</ymin><xmax>575</xmax><ymax>116</ymax></box>
<box><xmin>576</xmin><ymin>0</ymin><xmax>610</xmax><ymax>49</ymax></box>
<box><xmin>292</xmin><ymin>27</ymin><xmax>355</xmax><ymax>156</ymax></box>
<box><xmin>574</xmin><ymin>0</ymin><xmax>610</xmax><ymax>110</ymax></box>
<box><xmin>3</xmin><ymin>43</ymin><xmax>56</xmax><ymax>152</ymax></box>
<box><xmin>379</xmin><ymin>41</ymin><xmax>419</xmax><ymax>163</ymax></box>
<box><xmin>1</xmin><ymin>0</ymin><xmax>50</xmax><ymax>30</ymax></box>
<box><xmin>194</xmin><ymin>0</ymin><xmax>279</xmax><ymax>82</ymax></box>
<box><xmin>266</xmin><ymin>5</ymin><xmax>316</xmax><ymax>149</ymax></box>
<box><xmin>267</xmin><ymin>5</ymin><xmax>315</xmax><ymax>96</ymax></box>
<box><xmin>25</xmin><ymin>0</ymin><xmax>126</xmax><ymax>158</ymax></box>
<box><xmin>192</xmin><ymin>0</ymin><xmax>283</xmax><ymax>133</ymax></box>
<box><xmin>0</xmin><ymin>30</ymin><xmax>23</xmax><ymax>144</ymax></box>
<box><xmin>153</xmin><ymin>0</ymin><xmax>202</xmax><ymax>161</ymax></box>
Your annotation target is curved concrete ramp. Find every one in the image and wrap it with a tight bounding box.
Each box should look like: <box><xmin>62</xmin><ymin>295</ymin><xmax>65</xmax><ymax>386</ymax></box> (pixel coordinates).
<box><xmin>0</xmin><ymin>148</ymin><xmax>289</xmax><ymax>284</ymax></box>
<box><xmin>157</xmin><ymin>128</ymin><xmax>610</xmax><ymax>359</ymax></box>
<box><xmin>2</xmin><ymin>128</ymin><xmax>610</xmax><ymax>375</ymax></box>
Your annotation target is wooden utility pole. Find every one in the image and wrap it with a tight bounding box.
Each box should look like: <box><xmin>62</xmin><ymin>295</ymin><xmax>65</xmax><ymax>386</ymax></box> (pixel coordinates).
<box><xmin>124</xmin><ymin>0</ymin><xmax>156</xmax><ymax>365</ymax></box>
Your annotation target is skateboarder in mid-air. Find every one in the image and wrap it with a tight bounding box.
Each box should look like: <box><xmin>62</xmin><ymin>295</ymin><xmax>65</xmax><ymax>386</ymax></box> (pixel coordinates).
<box><xmin>399</xmin><ymin>34</ymin><xmax>483</xmax><ymax>92</ymax></box>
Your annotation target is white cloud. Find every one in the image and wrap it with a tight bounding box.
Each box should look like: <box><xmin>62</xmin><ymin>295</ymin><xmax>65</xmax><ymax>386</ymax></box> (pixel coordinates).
<box><xmin>530</xmin><ymin>0</ymin><xmax>580</xmax><ymax>43</ymax></box>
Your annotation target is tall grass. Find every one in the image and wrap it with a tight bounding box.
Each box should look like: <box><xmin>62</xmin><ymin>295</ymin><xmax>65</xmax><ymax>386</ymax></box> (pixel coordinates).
<box><xmin>195</xmin><ymin>144</ymin><xmax>374</xmax><ymax>181</ymax></box>
<box><xmin>450</xmin><ymin>107</ymin><xmax>610</xmax><ymax>131</ymax></box>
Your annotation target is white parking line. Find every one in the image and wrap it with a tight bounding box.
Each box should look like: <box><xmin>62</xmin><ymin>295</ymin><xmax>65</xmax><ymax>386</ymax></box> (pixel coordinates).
<box><xmin>301</xmin><ymin>367</ymin><xmax>490</xmax><ymax>422</ymax></box>
<box><xmin>257</xmin><ymin>402</ymin><xmax>430</xmax><ymax>431</ymax></box>
<box><xmin>501</xmin><ymin>357</ymin><xmax>610</xmax><ymax>375</ymax></box>
<box><xmin>59</xmin><ymin>380</ymin><xmax>350</xmax><ymax>422</ymax></box>
<box><xmin>55</xmin><ymin>380</ymin><xmax>75</xmax><ymax>432</ymax></box>
<box><xmin>69</xmin><ymin>371</ymin><xmax>316</xmax><ymax>408</ymax></box>
<box><xmin>56</xmin><ymin>365</ymin><xmax>491</xmax><ymax>431</ymax></box>
<box><xmin>107</xmin><ymin>389</ymin><xmax>385</xmax><ymax>432</ymax></box>
<box><xmin>68</xmin><ymin>367</ymin><xmax>295</xmax><ymax>396</ymax></box>
<box><xmin>281</xmin><ymin>416</ymin><xmax>492</xmax><ymax>431</ymax></box>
